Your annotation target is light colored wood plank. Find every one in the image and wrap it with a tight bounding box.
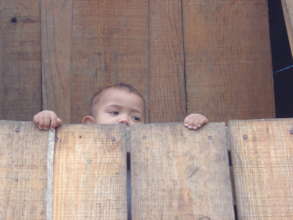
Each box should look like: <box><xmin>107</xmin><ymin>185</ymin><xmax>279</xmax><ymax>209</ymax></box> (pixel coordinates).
<box><xmin>41</xmin><ymin>0</ymin><xmax>72</xmax><ymax>122</ymax></box>
<box><xmin>70</xmin><ymin>0</ymin><xmax>149</xmax><ymax>122</ymax></box>
<box><xmin>282</xmin><ymin>0</ymin><xmax>293</xmax><ymax>57</ymax></box>
<box><xmin>229</xmin><ymin>119</ymin><xmax>293</xmax><ymax>219</ymax></box>
<box><xmin>0</xmin><ymin>0</ymin><xmax>42</xmax><ymax>120</ymax></box>
<box><xmin>183</xmin><ymin>0</ymin><xmax>275</xmax><ymax>122</ymax></box>
<box><xmin>53</xmin><ymin>124</ymin><xmax>127</xmax><ymax>220</ymax></box>
<box><xmin>131</xmin><ymin>123</ymin><xmax>234</xmax><ymax>219</ymax></box>
<box><xmin>148</xmin><ymin>0</ymin><xmax>186</xmax><ymax>122</ymax></box>
<box><xmin>0</xmin><ymin>121</ymin><xmax>49</xmax><ymax>219</ymax></box>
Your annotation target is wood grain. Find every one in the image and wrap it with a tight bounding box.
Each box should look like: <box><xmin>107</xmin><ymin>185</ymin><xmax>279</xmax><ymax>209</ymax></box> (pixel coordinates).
<box><xmin>131</xmin><ymin>123</ymin><xmax>234</xmax><ymax>219</ymax></box>
<box><xmin>183</xmin><ymin>0</ymin><xmax>275</xmax><ymax>122</ymax></box>
<box><xmin>148</xmin><ymin>0</ymin><xmax>186</xmax><ymax>122</ymax></box>
<box><xmin>282</xmin><ymin>0</ymin><xmax>293</xmax><ymax>57</ymax></box>
<box><xmin>70</xmin><ymin>0</ymin><xmax>149</xmax><ymax>122</ymax></box>
<box><xmin>229</xmin><ymin>119</ymin><xmax>293</xmax><ymax>219</ymax></box>
<box><xmin>53</xmin><ymin>124</ymin><xmax>127</xmax><ymax>220</ymax></box>
<box><xmin>0</xmin><ymin>0</ymin><xmax>42</xmax><ymax>120</ymax></box>
<box><xmin>41</xmin><ymin>0</ymin><xmax>72</xmax><ymax>122</ymax></box>
<box><xmin>0</xmin><ymin>121</ymin><xmax>49</xmax><ymax>219</ymax></box>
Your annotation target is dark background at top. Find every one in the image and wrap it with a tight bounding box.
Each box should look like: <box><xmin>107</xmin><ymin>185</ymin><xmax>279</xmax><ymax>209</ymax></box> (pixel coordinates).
<box><xmin>268</xmin><ymin>0</ymin><xmax>293</xmax><ymax>117</ymax></box>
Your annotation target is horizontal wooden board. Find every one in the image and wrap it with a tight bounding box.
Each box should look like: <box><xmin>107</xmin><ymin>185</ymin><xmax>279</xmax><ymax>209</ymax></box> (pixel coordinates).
<box><xmin>0</xmin><ymin>121</ymin><xmax>49</xmax><ymax>219</ymax></box>
<box><xmin>229</xmin><ymin>119</ymin><xmax>293</xmax><ymax>219</ymax></box>
<box><xmin>131</xmin><ymin>123</ymin><xmax>234</xmax><ymax>219</ymax></box>
<box><xmin>53</xmin><ymin>124</ymin><xmax>127</xmax><ymax>220</ymax></box>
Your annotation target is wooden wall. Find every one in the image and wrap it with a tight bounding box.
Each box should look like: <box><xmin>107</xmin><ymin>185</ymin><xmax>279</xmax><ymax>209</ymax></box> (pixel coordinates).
<box><xmin>282</xmin><ymin>0</ymin><xmax>293</xmax><ymax>56</ymax></box>
<box><xmin>1</xmin><ymin>118</ymin><xmax>293</xmax><ymax>219</ymax></box>
<box><xmin>0</xmin><ymin>0</ymin><xmax>275</xmax><ymax>123</ymax></box>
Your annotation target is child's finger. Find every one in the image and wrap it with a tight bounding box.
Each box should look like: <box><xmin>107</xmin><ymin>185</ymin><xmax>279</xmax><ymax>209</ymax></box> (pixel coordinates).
<box><xmin>40</xmin><ymin>117</ymin><xmax>50</xmax><ymax>130</ymax></box>
<box><xmin>57</xmin><ymin>118</ymin><xmax>62</xmax><ymax>125</ymax></box>
<box><xmin>50</xmin><ymin>118</ymin><xmax>57</xmax><ymax>129</ymax></box>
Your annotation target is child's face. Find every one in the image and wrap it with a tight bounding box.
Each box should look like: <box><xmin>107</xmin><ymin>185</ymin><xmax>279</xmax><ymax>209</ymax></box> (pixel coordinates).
<box><xmin>92</xmin><ymin>88</ymin><xmax>144</xmax><ymax>126</ymax></box>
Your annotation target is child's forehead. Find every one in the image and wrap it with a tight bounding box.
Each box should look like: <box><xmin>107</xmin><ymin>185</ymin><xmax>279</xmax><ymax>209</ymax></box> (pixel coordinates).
<box><xmin>94</xmin><ymin>87</ymin><xmax>144</xmax><ymax>107</ymax></box>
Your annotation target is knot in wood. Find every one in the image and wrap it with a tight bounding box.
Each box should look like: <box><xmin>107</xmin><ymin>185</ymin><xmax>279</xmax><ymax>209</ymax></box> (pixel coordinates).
<box><xmin>10</xmin><ymin>17</ymin><xmax>17</xmax><ymax>23</ymax></box>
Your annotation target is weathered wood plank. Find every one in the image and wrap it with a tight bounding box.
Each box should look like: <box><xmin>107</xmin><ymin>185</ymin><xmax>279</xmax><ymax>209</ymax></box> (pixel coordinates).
<box><xmin>282</xmin><ymin>0</ymin><xmax>293</xmax><ymax>56</ymax></box>
<box><xmin>53</xmin><ymin>124</ymin><xmax>127</xmax><ymax>219</ymax></box>
<box><xmin>0</xmin><ymin>0</ymin><xmax>42</xmax><ymax>120</ymax></box>
<box><xmin>131</xmin><ymin>123</ymin><xmax>234</xmax><ymax>219</ymax></box>
<box><xmin>70</xmin><ymin>0</ymin><xmax>149</xmax><ymax>122</ymax></box>
<box><xmin>41</xmin><ymin>0</ymin><xmax>72</xmax><ymax>122</ymax></box>
<box><xmin>148</xmin><ymin>0</ymin><xmax>186</xmax><ymax>122</ymax></box>
<box><xmin>183</xmin><ymin>0</ymin><xmax>275</xmax><ymax>122</ymax></box>
<box><xmin>0</xmin><ymin>121</ymin><xmax>49</xmax><ymax>219</ymax></box>
<box><xmin>229</xmin><ymin>119</ymin><xmax>293</xmax><ymax>219</ymax></box>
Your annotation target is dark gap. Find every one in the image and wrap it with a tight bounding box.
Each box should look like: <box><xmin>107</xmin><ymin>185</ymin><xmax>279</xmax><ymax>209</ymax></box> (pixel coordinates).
<box><xmin>234</xmin><ymin>205</ymin><xmax>239</xmax><ymax>220</ymax></box>
<box><xmin>127</xmin><ymin>152</ymin><xmax>132</xmax><ymax>220</ymax></box>
<box><xmin>39</xmin><ymin>0</ymin><xmax>44</xmax><ymax>112</ymax></box>
<box><xmin>227</xmin><ymin>149</ymin><xmax>238</xmax><ymax>220</ymax></box>
<box><xmin>180</xmin><ymin>0</ymin><xmax>188</xmax><ymax>116</ymax></box>
<box><xmin>268</xmin><ymin>0</ymin><xmax>293</xmax><ymax>117</ymax></box>
<box><xmin>228</xmin><ymin>150</ymin><xmax>233</xmax><ymax>166</ymax></box>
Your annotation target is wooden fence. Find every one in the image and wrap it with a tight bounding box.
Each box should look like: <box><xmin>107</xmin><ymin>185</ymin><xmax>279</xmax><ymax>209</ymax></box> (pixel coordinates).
<box><xmin>1</xmin><ymin>118</ymin><xmax>293</xmax><ymax>219</ymax></box>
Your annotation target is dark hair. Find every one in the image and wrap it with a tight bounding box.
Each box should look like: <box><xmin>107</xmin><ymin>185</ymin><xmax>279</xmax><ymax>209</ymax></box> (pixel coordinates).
<box><xmin>90</xmin><ymin>83</ymin><xmax>145</xmax><ymax>115</ymax></box>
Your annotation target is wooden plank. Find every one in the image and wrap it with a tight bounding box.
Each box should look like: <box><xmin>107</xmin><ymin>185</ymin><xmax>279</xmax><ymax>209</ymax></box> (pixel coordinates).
<box><xmin>53</xmin><ymin>124</ymin><xmax>127</xmax><ymax>219</ymax></box>
<box><xmin>0</xmin><ymin>0</ymin><xmax>42</xmax><ymax>120</ymax></box>
<box><xmin>282</xmin><ymin>0</ymin><xmax>293</xmax><ymax>57</ymax></box>
<box><xmin>229</xmin><ymin>119</ymin><xmax>293</xmax><ymax>219</ymax></box>
<box><xmin>148</xmin><ymin>0</ymin><xmax>186</xmax><ymax>122</ymax></box>
<box><xmin>70</xmin><ymin>0</ymin><xmax>149</xmax><ymax>122</ymax></box>
<box><xmin>0</xmin><ymin>121</ymin><xmax>49</xmax><ymax>219</ymax></box>
<box><xmin>183</xmin><ymin>0</ymin><xmax>275</xmax><ymax>122</ymax></box>
<box><xmin>41</xmin><ymin>0</ymin><xmax>72</xmax><ymax>122</ymax></box>
<box><xmin>131</xmin><ymin>123</ymin><xmax>234</xmax><ymax>219</ymax></box>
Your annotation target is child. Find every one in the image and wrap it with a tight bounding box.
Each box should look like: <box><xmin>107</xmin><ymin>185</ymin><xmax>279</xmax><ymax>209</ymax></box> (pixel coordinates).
<box><xmin>33</xmin><ymin>83</ymin><xmax>208</xmax><ymax>130</ymax></box>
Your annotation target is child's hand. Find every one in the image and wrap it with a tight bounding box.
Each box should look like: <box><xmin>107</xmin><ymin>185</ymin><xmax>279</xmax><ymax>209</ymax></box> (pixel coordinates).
<box><xmin>33</xmin><ymin>110</ymin><xmax>62</xmax><ymax>130</ymax></box>
<box><xmin>184</xmin><ymin>113</ymin><xmax>208</xmax><ymax>130</ymax></box>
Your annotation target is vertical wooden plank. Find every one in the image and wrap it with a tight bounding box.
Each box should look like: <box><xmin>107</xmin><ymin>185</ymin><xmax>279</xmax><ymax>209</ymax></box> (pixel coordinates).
<box><xmin>41</xmin><ymin>0</ymin><xmax>72</xmax><ymax>122</ymax></box>
<box><xmin>53</xmin><ymin>124</ymin><xmax>127</xmax><ymax>219</ymax></box>
<box><xmin>0</xmin><ymin>0</ymin><xmax>42</xmax><ymax>120</ymax></box>
<box><xmin>282</xmin><ymin>0</ymin><xmax>293</xmax><ymax>57</ymax></box>
<box><xmin>70</xmin><ymin>0</ymin><xmax>149</xmax><ymax>122</ymax></box>
<box><xmin>183</xmin><ymin>0</ymin><xmax>275</xmax><ymax>122</ymax></box>
<box><xmin>131</xmin><ymin>123</ymin><xmax>234</xmax><ymax>219</ymax></box>
<box><xmin>229</xmin><ymin>119</ymin><xmax>293</xmax><ymax>219</ymax></box>
<box><xmin>0</xmin><ymin>121</ymin><xmax>49</xmax><ymax>219</ymax></box>
<box><xmin>148</xmin><ymin>0</ymin><xmax>186</xmax><ymax>122</ymax></box>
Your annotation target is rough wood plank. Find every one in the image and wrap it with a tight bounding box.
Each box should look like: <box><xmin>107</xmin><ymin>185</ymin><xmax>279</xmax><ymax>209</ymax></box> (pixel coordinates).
<box><xmin>229</xmin><ymin>119</ymin><xmax>293</xmax><ymax>219</ymax></box>
<box><xmin>0</xmin><ymin>121</ymin><xmax>49</xmax><ymax>219</ymax></box>
<box><xmin>0</xmin><ymin>0</ymin><xmax>42</xmax><ymax>120</ymax></box>
<box><xmin>183</xmin><ymin>0</ymin><xmax>275</xmax><ymax>122</ymax></box>
<box><xmin>131</xmin><ymin>123</ymin><xmax>234</xmax><ymax>219</ymax></box>
<box><xmin>282</xmin><ymin>0</ymin><xmax>293</xmax><ymax>56</ymax></box>
<box><xmin>148</xmin><ymin>0</ymin><xmax>186</xmax><ymax>122</ymax></box>
<box><xmin>41</xmin><ymin>0</ymin><xmax>72</xmax><ymax>122</ymax></box>
<box><xmin>70</xmin><ymin>0</ymin><xmax>149</xmax><ymax>122</ymax></box>
<box><xmin>53</xmin><ymin>124</ymin><xmax>127</xmax><ymax>219</ymax></box>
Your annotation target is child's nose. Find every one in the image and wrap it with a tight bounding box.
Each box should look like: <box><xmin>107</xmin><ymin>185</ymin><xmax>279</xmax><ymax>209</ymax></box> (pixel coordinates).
<box><xmin>118</xmin><ymin>116</ymin><xmax>129</xmax><ymax>126</ymax></box>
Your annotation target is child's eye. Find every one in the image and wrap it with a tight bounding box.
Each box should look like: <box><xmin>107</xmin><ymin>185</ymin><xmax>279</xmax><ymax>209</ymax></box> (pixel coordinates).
<box><xmin>109</xmin><ymin>111</ymin><xmax>119</xmax><ymax>116</ymax></box>
<box><xmin>133</xmin><ymin>116</ymin><xmax>141</xmax><ymax>121</ymax></box>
